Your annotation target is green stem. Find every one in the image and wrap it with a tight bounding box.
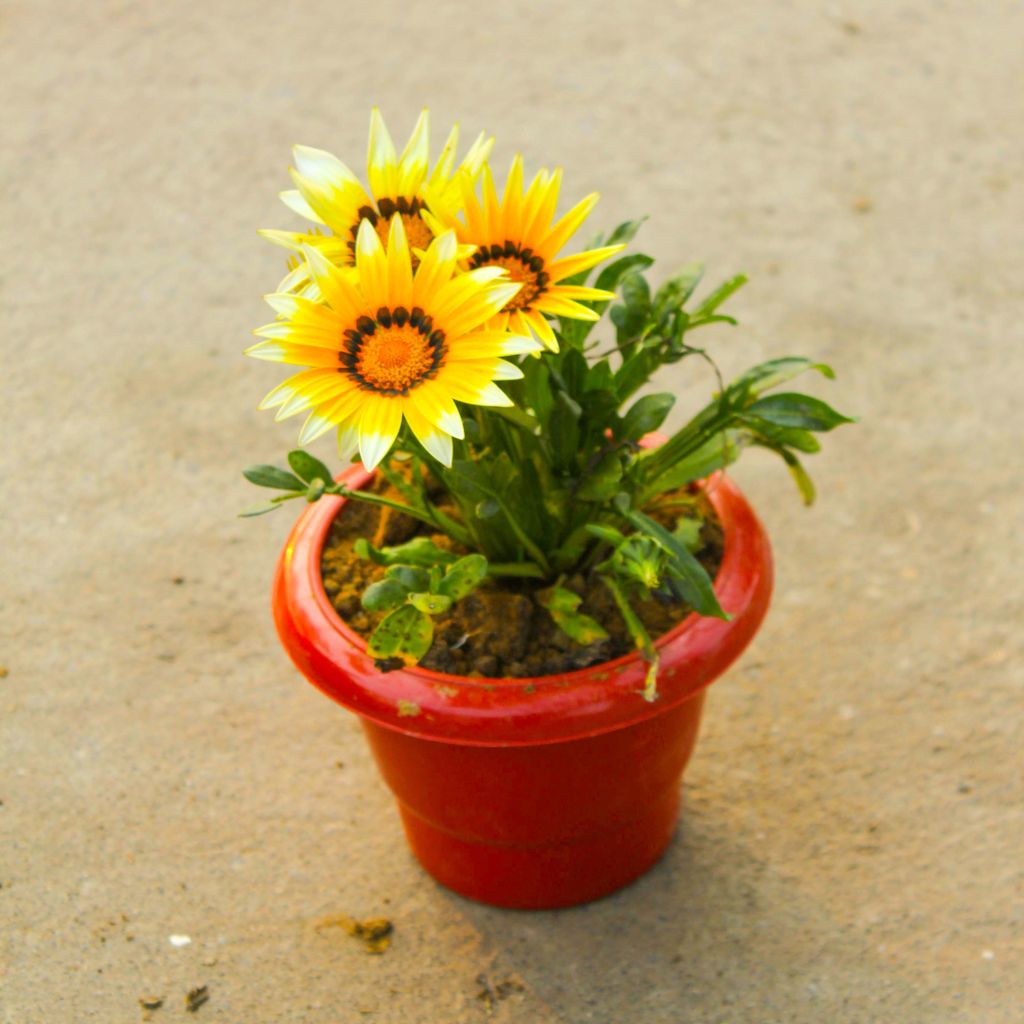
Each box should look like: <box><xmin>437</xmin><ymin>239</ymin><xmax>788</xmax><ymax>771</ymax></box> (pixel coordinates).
<box><xmin>639</xmin><ymin>407</ymin><xmax>732</xmax><ymax>482</ymax></box>
<box><xmin>333</xmin><ymin>485</ymin><xmax>445</xmax><ymax>533</ymax></box>
<box><xmin>488</xmin><ymin>562</ymin><xmax>546</xmax><ymax>579</ymax></box>
<box><xmin>425</xmin><ymin>501</ymin><xmax>473</xmax><ymax>547</ymax></box>
<box><xmin>601</xmin><ymin>574</ymin><xmax>659</xmax><ymax>702</ymax></box>
<box><xmin>495</xmin><ymin>497</ymin><xmax>553</xmax><ymax>576</ymax></box>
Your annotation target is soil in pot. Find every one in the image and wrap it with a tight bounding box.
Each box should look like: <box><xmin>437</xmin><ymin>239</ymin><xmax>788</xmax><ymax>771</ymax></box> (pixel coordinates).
<box><xmin>320</xmin><ymin>475</ymin><xmax>724</xmax><ymax>679</ymax></box>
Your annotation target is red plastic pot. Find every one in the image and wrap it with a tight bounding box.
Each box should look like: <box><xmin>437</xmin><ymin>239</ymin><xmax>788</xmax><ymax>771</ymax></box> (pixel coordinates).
<box><xmin>272</xmin><ymin>466</ymin><xmax>772</xmax><ymax>909</ymax></box>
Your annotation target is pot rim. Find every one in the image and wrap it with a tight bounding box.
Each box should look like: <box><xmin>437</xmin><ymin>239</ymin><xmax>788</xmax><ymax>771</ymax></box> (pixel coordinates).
<box><xmin>272</xmin><ymin>466</ymin><xmax>773</xmax><ymax>746</ymax></box>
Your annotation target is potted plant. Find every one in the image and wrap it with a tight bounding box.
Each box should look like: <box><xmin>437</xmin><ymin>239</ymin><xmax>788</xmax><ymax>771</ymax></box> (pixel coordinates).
<box><xmin>243</xmin><ymin>109</ymin><xmax>853</xmax><ymax>909</ymax></box>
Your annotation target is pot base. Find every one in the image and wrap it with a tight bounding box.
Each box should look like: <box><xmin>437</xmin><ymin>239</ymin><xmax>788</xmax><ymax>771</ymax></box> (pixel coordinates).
<box><xmin>397</xmin><ymin>787</ymin><xmax>681</xmax><ymax>910</ymax></box>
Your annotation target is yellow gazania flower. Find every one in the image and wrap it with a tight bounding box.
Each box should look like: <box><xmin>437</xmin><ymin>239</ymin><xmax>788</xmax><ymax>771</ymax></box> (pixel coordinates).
<box><xmin>260</xmin><ymin>108</ymin><xmax>492</xmax><ymax>297</ymax></box>
<box><xmin>246</xmin><ymin>217</ymin><xmax>543</xmax><ymax>470</ymax></box>
<box><xmin>452</xmin><ymin>156</ymin><xmax>625</xmax><ymax>350</ymax></box>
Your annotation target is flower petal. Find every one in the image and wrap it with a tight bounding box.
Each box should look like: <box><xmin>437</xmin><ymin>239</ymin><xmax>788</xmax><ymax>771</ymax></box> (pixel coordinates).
<box><xmin>404</xmin><ymin>400</ymin><xmax>454</xmax><ymax>466</ymax></box>
<box><xmin>367</xmin><ymin>107</ymin><xmax>399</xmax><ymax>201</ymax></box>
<box><xmin>397</xmin><ymin>108</ymin><xmax>430</xmax><ymax>197</ymax></box>
<box><xmin>357</xmin><ymin>394</ymin><xmax>403</xmax><ymax>470</ymax></box>
<box><xmin>546</xmin><ymin>244</ymin><xmax>625</xmax><ymax>283</ymax></box>
<box><xmin>537</xmin><ymin>192</ymin><xmax>599</xmax><ymax>261</ymax></box>
<box><xmin>355</xmin><ymin>218</ymin><xmax>389</xmax><ymax>309</ymax></box>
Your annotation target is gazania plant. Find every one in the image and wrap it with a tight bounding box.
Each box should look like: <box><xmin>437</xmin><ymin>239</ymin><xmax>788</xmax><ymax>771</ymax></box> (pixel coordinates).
<box><xmin>244</xmin><ymin>109</ymin><xmax>852</xmax><ymax>699</ymax></box>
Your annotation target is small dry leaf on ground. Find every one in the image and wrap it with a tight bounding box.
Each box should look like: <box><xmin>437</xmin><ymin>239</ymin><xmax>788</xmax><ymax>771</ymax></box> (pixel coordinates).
<box><xmin>314</xmin><ymin>914</ymin><xmax>394</xmax><ymax>954</ymax></box>
<box><xmin>138</xmin><ymin>995</ymin><xmax>163</xmax><ymax>1010</ymax></box>
<box><xmin>185</xmin><ymin>985</ymin><xmax>209</xmax><ymax>1013</ymax></box>
<box><xmin>475</xmin><ymin>973</ymin><xmax>526</xmax><ymax>1014</ymax></box>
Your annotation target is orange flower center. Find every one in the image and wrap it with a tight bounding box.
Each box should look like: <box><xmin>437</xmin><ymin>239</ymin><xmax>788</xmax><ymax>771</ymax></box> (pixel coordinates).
<box><xmin>468</xmin><ymin>242</ymin><xmax>550</xmax><ymax>311</ymax></box>
<box><xmin>347</xmin><ymin>197</ymin><xmax>434</xmax><ymax>269</ymax></box>
<box><xmin>375</xmin><ymin>212</ymin><xmax>434</xmax><ymax>255</ymax></box>
<box><xmin>339</xmin><ymin>307</ymin><xmax>447</xmax><ymax>396</ymax></box>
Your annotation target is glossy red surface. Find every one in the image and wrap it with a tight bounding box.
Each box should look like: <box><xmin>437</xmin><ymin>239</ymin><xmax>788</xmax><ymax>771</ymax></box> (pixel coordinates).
<box><xmin>271</xmin><ymin>467</ymin><xmax>773</xmax><ymax>908</ymax></box>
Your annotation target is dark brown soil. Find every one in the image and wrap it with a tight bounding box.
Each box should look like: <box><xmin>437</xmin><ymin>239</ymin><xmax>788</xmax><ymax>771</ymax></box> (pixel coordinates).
<box><xmin>319</xmin><ymin>478</ymin><xmax>723</xmax><ymax>679</ymax></box>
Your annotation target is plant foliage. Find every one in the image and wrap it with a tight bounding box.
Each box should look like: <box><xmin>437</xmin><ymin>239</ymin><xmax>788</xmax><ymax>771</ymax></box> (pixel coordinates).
<box><xmin>245</xmin><ymin>221</ymin><xmax>853</xmax><ymax>693</ymax></box>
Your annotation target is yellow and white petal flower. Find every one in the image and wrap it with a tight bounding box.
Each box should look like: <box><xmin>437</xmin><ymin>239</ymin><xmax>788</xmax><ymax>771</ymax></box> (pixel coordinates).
<box><xmin>548</xmin><ymin>285</ymin><xmax>617</xmax><ymax>302</ymax></box>
<box><xmin>404</xmin><ymin>400</ymin><xmax>454</xmax><ymax>466</ymax></box>
<box><xmin>276</xmin><ymin>260</ymin><xmax>316</xmax><ymax>300</ymax></box>
<box><xmin>290</xmin><ymin>145</ymin><xmax>372</xmax><ymax>236</ymax></box>
<box><xmin>302</xmin><ymin>245</ymin><xmax>364</xmax><ymax>321</ymax></box>
<box><xmin>546</xmin><ymin>244</ymin><xmax>624</xmax><ymax>283</ymax></box>
<box><xmin>533</xmin><ymin>294</ymin><xmax>602</xmax><ymax>321</ymax></box>
<box><xmin>450</xmin><ymin>329</ymin><xmax>542</xmax><ymax>358</ymax></box>
<box><xmin>358</xmin><ymin>394</ymin><xmax>404</xmax><ymax>470</ymax></box>
<box><xmin>367</xmin><ymin>107</ymin><xmax>400</xmax><ymax>202</ymax></box>
<box><xmin>299</xmin><ymin>409</ymin><xmax>341</xmax><ymax>445</ymax></box>
<box><xmin>354</xmin><ymin>219</ymin><xmax>390</xmax><ymax>309</ymax></box>
<box><xmin>537</xmin><ymin>192</ymin><xmax>599</xmax><ymax>261</ymax></box>
<box><xmin>408</xmin><ymin>381</ymin><xmax>464</xmax><ymax>439</ymax></box>
<box><xmin>263</xmin><ymin>109</ymin><xmax>494</xmax><ymax>288</ymax></box>
<box><xmin>442</xmin><ymin>378</ymin><xmax>514</xmax><ymax>407</ymax></box>
<box><xmin>275</xmin><ymin>376</ymin><xmax>356</xmax><ymax>421</ymax></box>
<box><xmin>452</xmin><ymin>158</ymin><xmax>623</xmax><ymax>348</ymax></box>
<box><xmin>249</xmin><ymin>225</ymin><xmax>530</xmax><ymax>468</ymax></box>
<box><xmin>384</xmin><ymin>216</ymin><xmax>414</xmax><ymax>306</ymax></box>
<box><xmin>257</xmin><ymin>368</ymin><xmax>330</xmax><ymax>410</ymax></box>
<box><xmin>396</xmin><ymin>109</ymin><xmax>430</xmax><ymax>196</ymax></box>
<box><xmin>412</xmin><ymin>229</ymin><xmax>458</xmax><ymax>304</ymax></box>
<box><xmin>245</xmin><ymin>339</ymin><xmax>344</xmax><ymax>367</ymax></box>
<box><xmin>487</xmin><ymin>359</ymin><xmax>525</xmax><ymax>380</ymax></box>
<box><xmin>524</xmin><ymin>309</ymin><xmax>557</xmax><ymax>349</ymax></box>
<box><xmin>279</xmin><ymin>189</ymin><xmax>325</xmax><ymax>225</ymax></box>
<box><xmin>336</xmin><ymin>418</ymin><xmax>361</xmax><ymax>461</ymax></box>
<box><xmin>258</xmin><ymin>228</ymin><xmax>320</xmax><ymax>253</ymax></box>
<box><xmin>437</xmin><ymin>282</ymin><xmax>522</xmax><ymax>338</ymax></box>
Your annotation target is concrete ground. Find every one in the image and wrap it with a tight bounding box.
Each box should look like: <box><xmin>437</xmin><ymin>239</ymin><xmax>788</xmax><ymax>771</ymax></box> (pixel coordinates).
<box><xmin>2</xmin><ymin>1</ymin><xmax>1022</xmax><ymax>1021</ymax></box>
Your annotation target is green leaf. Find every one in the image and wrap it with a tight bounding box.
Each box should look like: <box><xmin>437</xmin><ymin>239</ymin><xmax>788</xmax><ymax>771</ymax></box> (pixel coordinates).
<box><xmin>747</xmin><ymin>393</ymin><xmax>855</xmax><ymax>432</ymax></box>
<box><xmin>620</xmin><ymin>392</ymin><xmax>676</xmax><ymax>440</ymax></box>
<box><xmin>560</xmin><ymin>348</ymin><xmax>590</xmax><ymax>398</ymax></box>
<box><xmin>585</xmin><ymin>523</ymin><xmax>627</xmax><ymax>545</ymax></box>
<box><xmin>537</xmin><ymin>586</ymin><xmax>609</xmax><ymax>645</ymax></box>
<box><xmin>366</xmin><ymin>605</ymin><xmax>434</xmax><ymax>665</ymax></box>
<box><xmin>620</xmin><ymin>270</ymin><xmax>651</xmax><ymax>311</ymax></box>
<box><xmin>577</xmin><ymin>452</ymin><xmax>624</xmax><ymax>501</ymax></box>
<box><xmin>355</xmin><ymin>536</ymin><xmax>456</xmax><ymax>568</ymax></box>
<box><xmin>288</xmin><ymin>449</ymin><xmax>334</xmax><ymax>485</ymax></box>
<box><xmin>614</xmin><ymin>349</ymin><xmax>659</xmax><ymax>401</ymax></box>
<box><xmin>654</xmin><ymin>261</ymin><xmax>705</xmax><ymax>312</ymax></box>
<box><xmin>782</xmin><ymin>449</ymin><xmax>816</xmax><ymax>506</ymax></box>
<box><xmin>619</xmin><ymin>507</ymin><xmax>728</xmax><ymax>619</ymax></box>
<box><xmin>584</xmin><ymin>359</ymin><xmax>615</xmax><ymax>393</ymax></box>
<box><xmin>732</xmin><ymin>357</ymin><xmax>835</xmax><ymax>398</ymax></box>
<box><xmin>694</xmin><ymin>273</ymin><xmax>747</xmax><ymax>317</ymax></box>
<box><xmin>673</xmin><ymin>516</ymin><xmax>703</xmax><ymax>552</ymax></box>
<box><xmin>523</xmin><ymin>358</ymin><xmax>554</xmax><ymax>425</ymax></box>
<box><xmin>238</xmin><ymin>501</ymin><xmax>284</xmax><ymax>517</ymax></box>
<box><xmin>640</xmin><ymin>431</ymin><xmax>743</xmax><ymax>496</ymax></box>
<box><xmin>594</xmin><ymin>253</ymin><xmax>655</xmax><ymax>295</ymax></box>
<box><xmin>243</xmin><ymin>464</ymin><xmax>306</xmax><ymax>491</ymax></box>
<box><xmin>603</xmin><ymin>217</ymin><xmax>648</xmax><ymax>247</ymax></box>
<box><xmin>438</xmin><ymin>554</ymin><xmax>488</xmax><ymax>600</ymax></box>
<box><xmin>409</xmin><ymin>592</ymin><xmax>453</xmax><ymax>615</ymax></box>
<box><xmin>376</xmin><ymin>460</ymin><xmax>426</xmax><ymax>507</ymax></box>
<box><xmin>549</xmin><ymin>397</ymin><xmax>581</xmax><ymax>470</ymax></box>
<box><xmin>491</xmin><ymin>404</ymin><xmax>541</xmax><ymax>432</ymax></box>
<box><xmin>743</xmin><ymin>420</ymin><xmax>821</xmax><ymax>453</ymax></box>
<box><xmin>384</xmin><ymin>565</ymin><xmax>431</xmax><ymax>592</ymax></box>
<box><xmin>361</xmin><ymin>578</ymin><xmax>410</xmax><ymax>612</ymax></box>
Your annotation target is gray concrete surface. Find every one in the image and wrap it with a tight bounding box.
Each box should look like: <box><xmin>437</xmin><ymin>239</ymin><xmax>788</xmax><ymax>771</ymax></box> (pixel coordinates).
<box><xmin>3</xmin><ymin>2</ymin><xmax>1022</xmax><ymax>1021</ymax></box>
